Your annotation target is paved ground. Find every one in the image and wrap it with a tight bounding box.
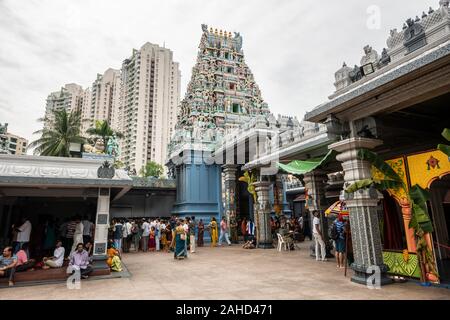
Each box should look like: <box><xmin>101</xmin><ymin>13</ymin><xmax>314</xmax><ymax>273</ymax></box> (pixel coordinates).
<box><xmin>1</xmin><ymin>241</ymin><xmax>449</xmax><ymax>300</ymax></box>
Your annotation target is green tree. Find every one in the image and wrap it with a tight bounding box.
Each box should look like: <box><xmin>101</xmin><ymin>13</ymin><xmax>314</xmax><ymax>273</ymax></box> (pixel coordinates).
<box><xmin>86</xmin><ymin>120</ymin><xmax>123</xmax><ymax>150</ymax></box>
<box><xmin>139</xmin><ymin>161</ymin><xmax>164</xmax><ymax>178</ymax></box>
<box><xmin>29</xmin><ymin>108</ymin><xmax>85</xmax><ymax>157</ymax></box>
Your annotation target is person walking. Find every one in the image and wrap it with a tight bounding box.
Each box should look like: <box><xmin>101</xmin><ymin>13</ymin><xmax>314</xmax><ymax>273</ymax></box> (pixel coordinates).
<box><xmin>209</xmin><ymin>217</ymin><xmax>218</xmax><ymax>247</ymax></box>
<box><xmin>218</xmin><ymin>217</ymin><xmax>231</xmax><ymax>246</ymax></box>
<box><xmin>171</xmin><ymin>221</ymin><xmax>187</xmax><ymax>260</ymax></box>
<box><xmin>333</xmin><ymin>214</ymin><xmax>346</xmax><ymax>268</ymax></box>
<box><xmin>312</xmin><ymin>210</ymin><xmax>327</xmax><ymax>262</ymax></box>
<box><xmin>189</xmin><ymin>216</ymin><xmax>196</xmax><ymax>253</ymax></box>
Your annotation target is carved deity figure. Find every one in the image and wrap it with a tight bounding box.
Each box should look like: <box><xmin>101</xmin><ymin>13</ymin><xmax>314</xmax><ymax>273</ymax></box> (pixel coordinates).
<box><xmin>234</xmin><ymin>32</ymin><xmax>243</xmax><ymax>52</ymax></box>
<box><xmin>106</xmin><ymin>133</ymin><xmax>120</xmax><ymax>158</ymax></box>
<box><xmin>360</xmin><ymin>45</ymin><xmax>379</xmax><ymax>67</ymax></box>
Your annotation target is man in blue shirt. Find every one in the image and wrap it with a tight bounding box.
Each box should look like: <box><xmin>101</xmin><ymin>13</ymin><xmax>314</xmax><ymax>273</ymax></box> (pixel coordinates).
<box><xmin>334</xmin><ymin>215</ymin><xmax>346</xmax><ymax>269</ymax></box>
<box><xmin>0</xmin><ymin>246</ymin><xmax>17</xmax><ymax>286</ymax></box>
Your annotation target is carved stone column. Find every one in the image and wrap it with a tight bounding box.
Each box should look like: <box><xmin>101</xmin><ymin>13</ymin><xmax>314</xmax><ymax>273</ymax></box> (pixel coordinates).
<box><xmin>330</xmin><ymin>137</ymin><xmax>392</xmax><ymax>285</ymax></box>
<box><xmin>222</xmin><ymin>165</ymin><xmax>238</xmax><ymax>243</ymax></box>
<box><xmin>303</xmin><ymin>170</ymin><xmax>333</xmax><ymax>258</ymax></box>
<box><xmin>253</xmin><ymin>181</ymin><xmax>273</xmax><ymax>249</ymax></box>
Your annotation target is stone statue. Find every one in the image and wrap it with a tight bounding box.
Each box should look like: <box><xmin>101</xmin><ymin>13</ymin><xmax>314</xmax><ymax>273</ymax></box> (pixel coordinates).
<box><xmin>360</xmin><ymin>45</ymin><xmax>379</xmax><ymax>67</ymax></box>
<box><xmin>234</xmin><ymin>32</ymin><xmax>243</xmax><ymax>52</ymax></box>
<box><xmin>106</xmin><ymin>133</ymin><xmax>120</xmax><ymax>158</ymax></box>
<box><xmin>201</xmin><ymin>24</ymin><xmax>208</xmax><ymax>33</ymax></box>
<box><xmin>0</xmin><ymin>123</ymin><xmax>8</xmax><ymax>134</ymax></box>
<box><xmin>93</xmin><ymin>138</ymin><xmax>105</xmax><ymax>154</ymax></box>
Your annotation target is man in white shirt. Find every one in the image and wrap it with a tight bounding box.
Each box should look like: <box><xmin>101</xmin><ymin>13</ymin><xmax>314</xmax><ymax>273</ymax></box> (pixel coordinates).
<box><xmin>43</xmin><ymin>240</ymin><xmax>65</xmax><ymax>269</ymax></box>
<box><xmin>312</xmin><ymin>210</ymin><xmax>327</xmax><ymax>261</ymax></box>
<box><xmin>141</xmin><ymin>219</ymin><xmax>150</xmax><ymax>252</ymax></box>
<box><xmin>122</xmin><ymin>219</ymin><xmax>132</xmax><ymax>253</ymax></box>
<box><xmin>14</xmin><ymin>217</ymin><xmax>32</xmax><ymax>255</ymax></box>
<box><xmin>154</xmin><ymin>219</ymin><xmax>161</xmax><ymax>252</ymax></box>
<box><xmin>71</xmin><ymin>216</ymin><xmax>84</xmax><ymax>254</ymax></box>
<box><xmin>82</xmin><ymin>216</ymin><xmax>94</xmax><ymax>245</ymax></box>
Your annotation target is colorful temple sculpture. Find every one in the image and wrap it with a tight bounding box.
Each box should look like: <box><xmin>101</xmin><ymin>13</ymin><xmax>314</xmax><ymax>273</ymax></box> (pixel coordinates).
<box><xmin>167</xmin><ymin>25</ymin><xmax>305</xmax><ymax>231</ymax></box>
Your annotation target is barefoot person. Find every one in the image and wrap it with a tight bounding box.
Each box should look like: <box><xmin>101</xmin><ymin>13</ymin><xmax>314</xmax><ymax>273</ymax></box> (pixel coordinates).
<box><xmin>0</xmin><ymin>247</ymin><xmax>17</xmax><ymax>286</ymax></box>
<box><xmin>43</xmin><ymin>240</ymin><xmax>65</xmax><ymax>269</ymax></box>
<box><xmin>68</xmin><ymin>243</ymin><xmax>93</xmax><ymax>279</ymax></box>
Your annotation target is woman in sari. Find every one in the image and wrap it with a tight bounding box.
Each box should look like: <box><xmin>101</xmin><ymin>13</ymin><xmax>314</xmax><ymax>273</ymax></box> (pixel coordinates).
<box><xmin>161</xmin><ymin>221</ymin><xmax>168</xmax><ymax>252</ymax></box>
<box><xmin>148</xmin><ymin>226</ymin><xmax>156</xmax><ymax>251</ymax></box>
<box><xmin>171</xmin><ymin>221</ymin><xmax>187</xmax><ymax>259</ymax></box>
<box><xmin>209</xmin><ymin>217</ymin><xmax>218</xmax><ymax>247</ymax></box>
<box><xmin>197</xmin><ymin>219</ymin><xmax>205</xmax><ymax>247</ymax></box>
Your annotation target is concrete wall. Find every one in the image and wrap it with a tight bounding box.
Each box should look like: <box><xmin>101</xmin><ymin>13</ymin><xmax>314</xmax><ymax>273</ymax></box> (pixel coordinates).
<box><xmin>110</xmin><ymin>189</ymin><xmax>176</xmax><ymax>218</ymax></box>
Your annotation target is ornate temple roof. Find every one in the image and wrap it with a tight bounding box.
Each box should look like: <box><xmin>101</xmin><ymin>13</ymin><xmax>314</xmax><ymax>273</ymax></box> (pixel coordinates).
<box><xmin>167</xmin><ymin>25</ymin><xmax>274</xmax><ymax>160</ymax></box>
<box><xmin>305</xmin><ymin>0</ymin><xmax>450</xmax><ymax>123</ymax></box>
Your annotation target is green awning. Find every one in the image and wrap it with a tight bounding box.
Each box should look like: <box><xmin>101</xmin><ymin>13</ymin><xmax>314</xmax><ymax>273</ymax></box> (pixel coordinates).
<box><xmin>277</xmin><ymin>150</ymin><xmax>336</xmax><ymax>175</ymax></box>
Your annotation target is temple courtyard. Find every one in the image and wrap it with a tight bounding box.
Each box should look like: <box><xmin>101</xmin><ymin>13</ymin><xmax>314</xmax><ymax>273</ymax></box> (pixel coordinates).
<box><xmin>0</xmin><ymin>241</ymin><xmax>449</xmax><ymax>300</ymax></box>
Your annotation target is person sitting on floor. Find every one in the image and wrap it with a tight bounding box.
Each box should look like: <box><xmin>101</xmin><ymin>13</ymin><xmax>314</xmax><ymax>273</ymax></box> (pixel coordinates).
<box><xmin>42</xmin><ymin>240</ymin><xmax>65</xmax><ymax>269</ymax></box>
<box><xmin>15</xmin><ymin>243</ymin><xmax>36</xmax><ymax>272</ymax></box>
<box><xmin>0</xmin><ymin>247</ymin><xmax>17</xmax><ymax>286</ymax></box>
<box><xmin>68</xmin><ymin>243</ymin><xmax>93</xmax><ymax>279</ymax></box>
<box><xmin>110</xmin><ymin>248</ymin><xmax>122</xmax><ymax>272</ymax></box>
<box><xmin>106</xmin><ymin>242</ymin><xmax>120</xmax><ymax>268</ymax></box>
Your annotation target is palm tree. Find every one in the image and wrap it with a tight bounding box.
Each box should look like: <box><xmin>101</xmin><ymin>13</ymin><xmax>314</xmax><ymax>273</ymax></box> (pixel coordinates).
<box><xmin>29</xmin><ymin>108</ymin><xmax>85</xmax><ymax>157</ymax></box>
<box><xmin>86</xmin><ymin>120</ymin><xmax>123</xmax><ymax>150</ymax></box>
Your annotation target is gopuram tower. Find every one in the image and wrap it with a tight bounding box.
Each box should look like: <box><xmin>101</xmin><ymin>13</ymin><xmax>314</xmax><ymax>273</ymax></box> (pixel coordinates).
<box><xmin>167</xmin><ymin>25</ymin><xmax>272</xmax><ymax>221</ymax></box>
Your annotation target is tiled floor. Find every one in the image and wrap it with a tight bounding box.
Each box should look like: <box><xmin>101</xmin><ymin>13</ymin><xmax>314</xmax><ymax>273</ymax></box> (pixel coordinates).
<box><xmin>1</xmin><ymin>241</ymin><xmax>449</xmax><ymax>300</ymax></box>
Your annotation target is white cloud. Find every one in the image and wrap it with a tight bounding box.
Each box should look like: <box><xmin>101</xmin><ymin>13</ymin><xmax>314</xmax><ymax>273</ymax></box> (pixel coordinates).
<box><xmin>0</xmin><ymin>0</ymin><xmax>434</xmax><ymax>142</ymax></box>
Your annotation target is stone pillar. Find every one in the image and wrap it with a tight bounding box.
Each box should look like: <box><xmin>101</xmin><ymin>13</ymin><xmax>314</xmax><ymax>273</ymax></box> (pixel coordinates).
<box><xmin>93</xmin><ymin>188</ymin><xmax>110</xmax><ymax>271</ymax></box>
<box><xmin>330</xmin><ymin>137</ymin><xmax>391</xmax><ymax>286</ymax></box>
<box><xmin>303</xmin><ymin>170</ymin><xmax>333</xmax><ymax>258</ymax></box>
<box><xmin>253</xmin><ymin>181</ymin><xmax>273</xmax><ymax>249</ymax></box>
<box><xmin>274</xmin><ymin>174</ymin><xmax>287</xmax><ymax>216</ymax></box>
<box><xmin>222</xmin><ymin>165</ymin><xmax>238</xmax><ymax>243</ymax></box>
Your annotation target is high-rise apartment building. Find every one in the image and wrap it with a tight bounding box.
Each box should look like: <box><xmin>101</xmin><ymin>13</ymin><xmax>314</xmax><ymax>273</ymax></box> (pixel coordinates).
<box><xmin>80</xmin><ymin>68</ymin><xmax>121</xmax><ymax>135</ymax></box>
<box><xmin>119</xmin><ymin>42</ymin><xmax>181</xmax><ymax>173</ymax></box>
<box><xmin>44</xmin><ymin>83</ymin><xmax>84</xmax><ymax>127</ymax></box>
<box><xmin>0</xmin><ymin>124</ymin><xmax>28</xmax><ymax>155</ymax></box>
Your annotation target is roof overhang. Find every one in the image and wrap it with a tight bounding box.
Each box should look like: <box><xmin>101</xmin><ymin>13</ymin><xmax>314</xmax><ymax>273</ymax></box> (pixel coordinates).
<box><xmin>0</xmin><ymin>154</ymin><xmax>133</xmax><ymax>200</ymax></box>
<box><xmin>305</xmin><ymin>40</ymin><xmax>450</xmax><ymax>123</ymax></box>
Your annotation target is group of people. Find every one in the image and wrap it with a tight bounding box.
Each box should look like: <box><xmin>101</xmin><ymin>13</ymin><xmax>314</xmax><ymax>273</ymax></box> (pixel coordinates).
<box><xmin>1</xmin><ymin>215</ymin><xmax>98</xmax><ymax>286</ymax></box>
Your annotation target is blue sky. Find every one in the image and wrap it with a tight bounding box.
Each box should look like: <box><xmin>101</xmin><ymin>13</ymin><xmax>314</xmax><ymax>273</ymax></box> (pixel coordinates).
<box><xmin>0</xmin><ymin>0</ymin><xmax>434</xmax><ymax>143</ymax></box>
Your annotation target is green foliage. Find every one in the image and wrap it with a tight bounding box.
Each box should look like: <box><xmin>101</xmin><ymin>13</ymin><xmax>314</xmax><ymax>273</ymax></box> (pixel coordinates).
<box><xmin>437</xmin><ymin>128</ymin><xmax>450</xmax><ymax>157</ymax></box>
<box><xmin>139</xmin><ymin>161</ymin><xmax>164</xmax><ymax>178</ymax></box>
<box><xmin>357</xmin><ymin>149</ymin><xmax>403</xmax><ymax>183</ymax></box>
<box><xmin>238</xmin><ymin>170</ymin><xmax>257</xmax><ymax>203</ymax></box>
<box><xmin>345</xmin><ymin>179</ymin><xmax>374</xmax><ymax>193</ymax></box>
<box><xmin>29</xmin><ymin>108</ymin><xmax>85</xmax><ymax>157</ymax></box>
<box><xmin>86</xmin><ymin>120</ymin><xmax>123</xmax><ymax>149</ymax></box>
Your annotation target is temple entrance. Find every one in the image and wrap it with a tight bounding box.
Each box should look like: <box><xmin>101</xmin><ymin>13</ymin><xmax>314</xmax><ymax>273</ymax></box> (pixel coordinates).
<box><xmin>429</xmin><ymin>175</ymin><xmax>450</xmax><ymax>284</ymax></box>
<box><xmin>380</xmin><ymin>191</ymin><xmax>407</xmax><ymax>251</ymax></box>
